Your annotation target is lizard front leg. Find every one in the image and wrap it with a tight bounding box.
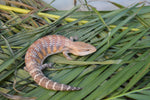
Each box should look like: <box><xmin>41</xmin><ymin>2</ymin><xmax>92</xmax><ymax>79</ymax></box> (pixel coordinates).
<box><xmin>63</xmin><ymin>51</ymin><xmax>72</xmax><ymax>60</ymax></box>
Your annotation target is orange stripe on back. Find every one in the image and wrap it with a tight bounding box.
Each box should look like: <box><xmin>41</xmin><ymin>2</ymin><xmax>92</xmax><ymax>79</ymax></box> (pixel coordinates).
<box><xmin>41</xmin><ymin>48</ymin><xmax>47</xmax><ymax>56</ymax></box>
<box><xmin>35</xmin><ymin>57</ymin><xmax>41</xmax><ymax>64</ymax></box>
<box><xmin>47</xmin><ymin>46</ymin><xmax>51</xmax><ymax>54</ymax></box>
<box><xmin>53</xmin><ymin>45</ymin><xmax>57</xmax><ymax>53</ymax></box>
<box><xmin>37</xmin><ymin>52</ymin><xmax>43</xmax><ymax>59</ymax></box>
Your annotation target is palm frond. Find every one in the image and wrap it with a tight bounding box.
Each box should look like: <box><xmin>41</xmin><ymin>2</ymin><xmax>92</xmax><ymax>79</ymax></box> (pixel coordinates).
<box><xmin>0</xmin><ymin>0</ymin><xmax>150</xmax><ymax>100</ymax></box>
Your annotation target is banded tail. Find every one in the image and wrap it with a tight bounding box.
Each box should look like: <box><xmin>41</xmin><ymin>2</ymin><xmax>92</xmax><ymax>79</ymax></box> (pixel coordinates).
<box><xmin>29</xmin><ymin>68</ymin><xmax>82</xmax><ymax>91</ymax></box>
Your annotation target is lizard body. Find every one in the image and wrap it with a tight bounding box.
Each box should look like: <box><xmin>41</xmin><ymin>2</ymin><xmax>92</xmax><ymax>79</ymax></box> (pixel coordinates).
<box><xmin>25</xmin><ymin>35</ymin><xmax>96</xmax><ymax>91</ymax></box>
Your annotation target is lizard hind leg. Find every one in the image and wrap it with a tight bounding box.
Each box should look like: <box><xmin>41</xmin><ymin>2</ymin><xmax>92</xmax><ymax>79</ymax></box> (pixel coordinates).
<box><xmin>39</xmin><ymin>63</ymin><xmax>54</xmax><ymax>70</ymax></box>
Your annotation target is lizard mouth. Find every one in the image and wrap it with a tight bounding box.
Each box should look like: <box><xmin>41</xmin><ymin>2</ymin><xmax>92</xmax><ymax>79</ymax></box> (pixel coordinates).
<box><xmin>76</xmin><ymin>49</ymin><xmax>96</xmax><ymax>56</ymax></box>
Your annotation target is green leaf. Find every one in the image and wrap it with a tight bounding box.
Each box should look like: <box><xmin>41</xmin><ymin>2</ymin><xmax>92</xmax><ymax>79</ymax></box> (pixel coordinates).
<box><xmin>1</xmin><ymin>1</ymin><xmax>150</xmax><ymax>100</ymax></box>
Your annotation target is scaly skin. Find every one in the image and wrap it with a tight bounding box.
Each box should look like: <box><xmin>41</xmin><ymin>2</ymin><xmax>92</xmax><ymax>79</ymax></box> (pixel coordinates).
<box><xmin>25</xmin><ymin>35</ymin><xmax>96</xmax><ymax>91</ymax></box>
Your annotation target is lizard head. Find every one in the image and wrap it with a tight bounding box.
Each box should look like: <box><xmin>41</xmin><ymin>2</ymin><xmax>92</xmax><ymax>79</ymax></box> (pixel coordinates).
<box><xmin>68</xmin><ymin>42</ymin><xmax>96</xmax><ymax>56</ymax></box>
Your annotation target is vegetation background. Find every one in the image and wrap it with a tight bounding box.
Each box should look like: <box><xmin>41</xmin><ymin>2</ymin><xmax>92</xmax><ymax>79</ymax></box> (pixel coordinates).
<box><xmin>0</xmin><ymin>0</ymin><xmax>150</xmax><ymax>100</ymax></box>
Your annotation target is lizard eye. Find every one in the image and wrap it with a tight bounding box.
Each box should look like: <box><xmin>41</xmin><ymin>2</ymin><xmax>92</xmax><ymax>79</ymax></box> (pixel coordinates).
<box><xmin>86</xmin><ymin>49</ymin><xmax>90</xmax><ymax>51</ymax></box>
